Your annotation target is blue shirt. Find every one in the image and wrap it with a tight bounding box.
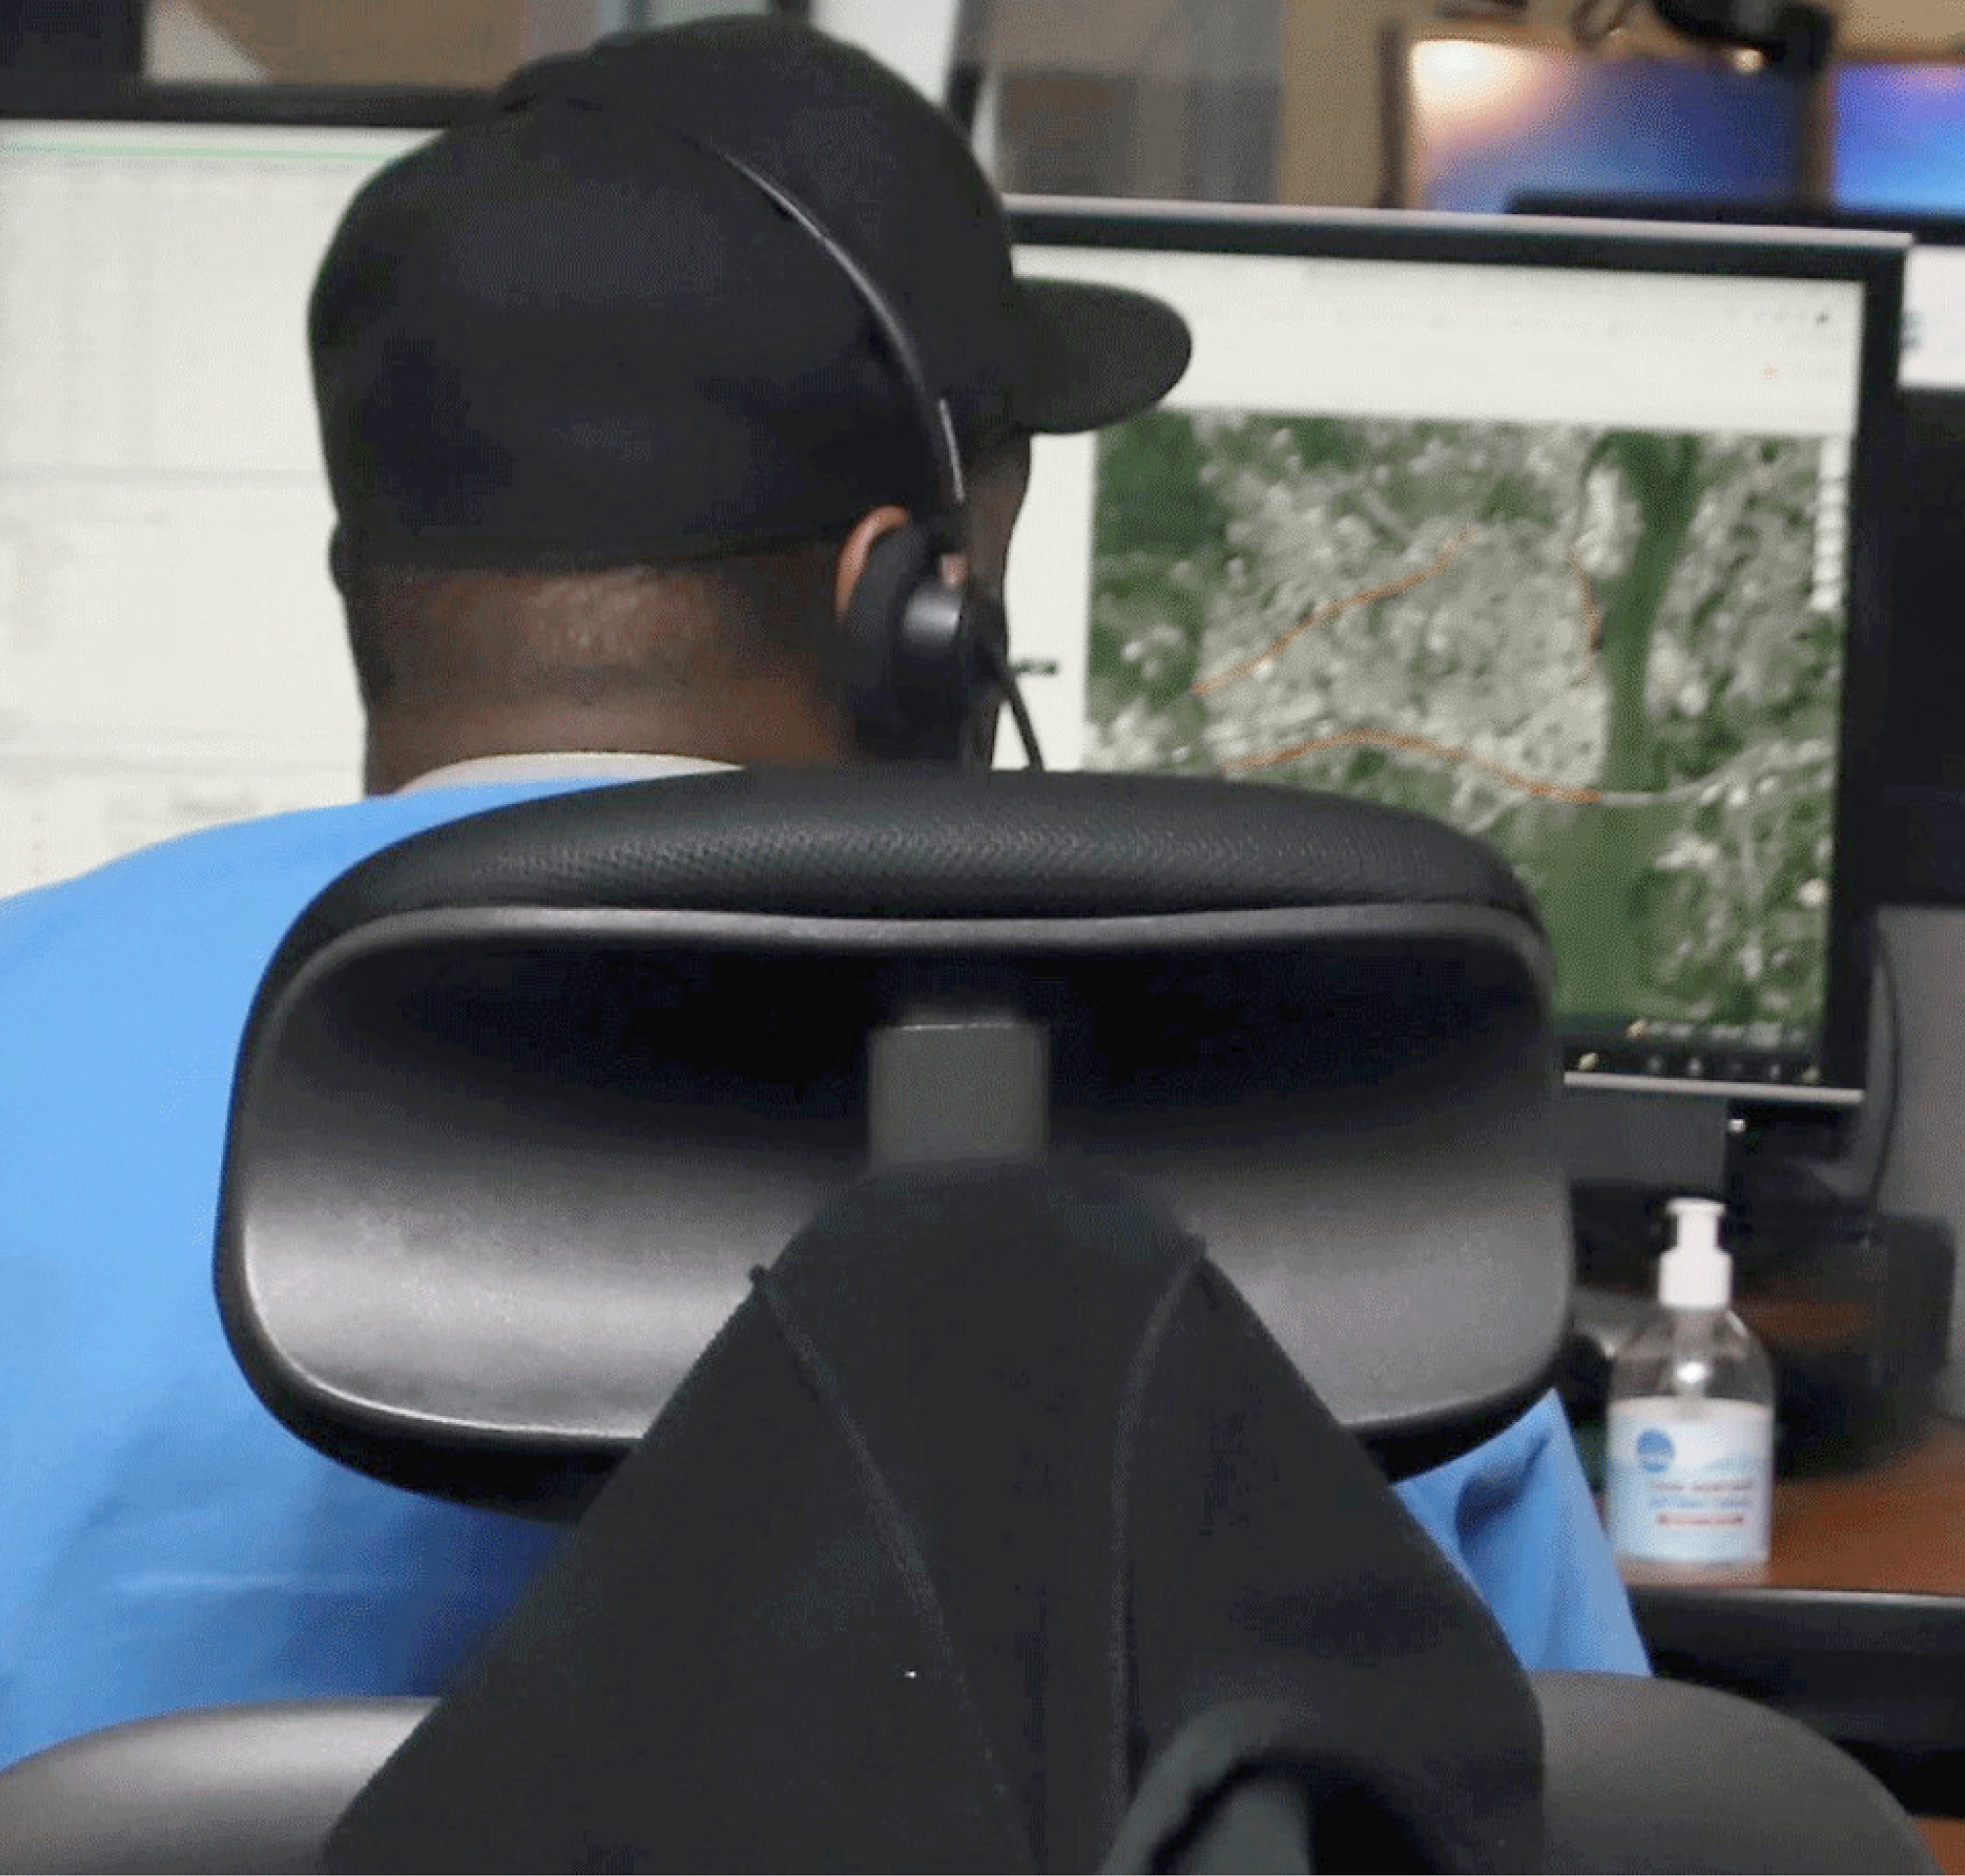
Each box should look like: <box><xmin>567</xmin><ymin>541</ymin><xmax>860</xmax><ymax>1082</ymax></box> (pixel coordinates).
<box><xmin>1395</xmin><ymin>1390</ymin><xmax>1648</xmax><ymax>1677</ymax></box>
<box><xmin>0</xmin><ymin>782</ymin><xmax>1643</xmax><ymax>1769</ymax></box>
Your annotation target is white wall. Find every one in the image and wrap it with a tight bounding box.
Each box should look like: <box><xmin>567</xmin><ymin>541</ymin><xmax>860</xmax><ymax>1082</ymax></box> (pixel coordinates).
<box><xmin>1839</xmin><ymin>0</ymin><xmax>1965</xmax><ymax>44</ymax></box>
<box><xmin>813</xmin><ymin>0</ymin><xmax>963</xmax><ymax>102</ymax></box>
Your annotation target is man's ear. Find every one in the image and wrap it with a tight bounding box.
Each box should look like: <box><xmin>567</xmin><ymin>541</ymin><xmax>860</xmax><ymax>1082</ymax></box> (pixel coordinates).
<box><xmin>833</xmin><ymin>505</ymin><xmax>913</xmax><ymax>619</ymax></box>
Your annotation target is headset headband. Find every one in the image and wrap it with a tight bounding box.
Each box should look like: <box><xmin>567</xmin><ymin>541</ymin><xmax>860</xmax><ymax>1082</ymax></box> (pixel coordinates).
<box><xmin>672</xmin><ymin>128</ymin><xmax>968</xmax><ymax>536</ymax></box>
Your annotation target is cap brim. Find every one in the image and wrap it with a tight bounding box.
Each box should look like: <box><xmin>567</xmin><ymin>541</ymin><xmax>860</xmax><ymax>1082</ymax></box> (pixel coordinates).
<box><xmin>1010</xmin><ymin>279</ymin><xmax>1192</xmax><ymax>435</ymax></box>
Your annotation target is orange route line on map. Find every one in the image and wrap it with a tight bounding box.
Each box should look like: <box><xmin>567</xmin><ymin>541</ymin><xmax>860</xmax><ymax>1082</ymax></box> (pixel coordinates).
<box><xmin>1221</xmin><ymin>727</ymin><xmax>1605</xmax><ymax>807</ymax></box>
<box><xmin>1203</xmin><ymin>524</ymin><xmax>1611</xmax><ymax>797</ymax></box>
<box><xmin>1191</xmin><ymin>523</ymin><xmax>1478</xmax><ymax>699</ymax></box>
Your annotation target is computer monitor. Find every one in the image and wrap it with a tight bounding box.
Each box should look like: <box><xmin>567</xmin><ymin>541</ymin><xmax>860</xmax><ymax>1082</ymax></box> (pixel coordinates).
<box><xmin>1003</xmin><ymin>201</ymin><xmax>1904</xmax><ymax>1116</ymax></box>
<box><xmin>1384</xmin><ymin>23</ymin><xmax>1814</xmax><ymax>216</ymax></box>
<box><xmin>0</xmin><ymin>85</ymin><xmax>455</xmax><ymax>898</ymax></box>
<box><xmin>1834</xmin><ymin>56</ymin><xmax>1965</xmax><ymax>216</ymax></box>
<box><xmin>1516</xmin><ymin>191</ymin><xmax>1965</xmax><ymax>392</ymax></box>
<box><xmin>1512</xmin><ymin>192</ymin><xmax>1965</xmax><ymax>834</ymax></box>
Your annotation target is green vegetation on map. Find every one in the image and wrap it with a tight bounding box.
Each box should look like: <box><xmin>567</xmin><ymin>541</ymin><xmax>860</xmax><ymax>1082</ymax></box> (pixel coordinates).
<box><xmin>1087</xmin><ymin>411</ymin><xmax>1841</xmax><ymax>1037</ymax></box>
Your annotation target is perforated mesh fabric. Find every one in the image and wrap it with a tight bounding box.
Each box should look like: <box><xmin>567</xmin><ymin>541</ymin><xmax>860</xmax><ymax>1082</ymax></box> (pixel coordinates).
<box><xmin>272</xmin><ymin>769</ymin><xmax>1541</xmax><ymax>998</ymax></box>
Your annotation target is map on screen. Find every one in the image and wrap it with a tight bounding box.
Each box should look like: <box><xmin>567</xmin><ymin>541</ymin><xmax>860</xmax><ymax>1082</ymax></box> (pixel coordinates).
<box><xmin>1084</xmin><ymin>409</ymin><xmax>1847</xmax><ymax>1052</ymax></box>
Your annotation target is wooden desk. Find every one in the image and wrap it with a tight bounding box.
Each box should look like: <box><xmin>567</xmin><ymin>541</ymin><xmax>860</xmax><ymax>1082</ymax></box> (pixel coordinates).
<box><xmin>1764</xmin><ymin>1419</ymin><xmax>1965</xmax><ymax>1596</ymax></box>
<box><xmin>1626</xmin><ymin>1416</ymin><xmax>1965</xmax><ymax>1870</ymax></box>
<box><xmin>1776</xmin><ymin>1420</ymin><xmax>1965</xmax><ymax>1871</ymax></box>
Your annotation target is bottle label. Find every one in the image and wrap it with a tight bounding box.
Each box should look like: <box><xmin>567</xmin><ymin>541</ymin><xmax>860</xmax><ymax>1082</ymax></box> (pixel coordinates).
<box><xmin>1605</xmin><ymin>1396</ymin><xmax>1773</xmax><ymax>1566</ymax></box>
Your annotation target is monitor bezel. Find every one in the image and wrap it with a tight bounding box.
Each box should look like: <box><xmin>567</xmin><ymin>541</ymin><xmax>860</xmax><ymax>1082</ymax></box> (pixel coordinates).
<box><xmin>1510</xmin><ymin>187</ymin><xmax>1965</xmax><ymax>249</ymax></box>
<box><xmin>1009</xmin><ymin>197</ymin><xmax>1906</xmax><ymax>1112</ymax></box>
<box><xmin>0</xmin><ymin>73</ymin><xmax>479</xmax><ymax>132</ymax></box>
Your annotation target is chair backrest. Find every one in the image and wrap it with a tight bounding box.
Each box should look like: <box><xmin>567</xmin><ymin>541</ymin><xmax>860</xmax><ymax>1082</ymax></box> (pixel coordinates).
<box><xmin>215</xmin><ymin>767</ymin><xmax>1570</xmax><ymax>1507</ymax></box>
<box><xmin>3</xmin><ymin>769</ymin><xmax>1939</xmax><ymax>1875</ymax></box>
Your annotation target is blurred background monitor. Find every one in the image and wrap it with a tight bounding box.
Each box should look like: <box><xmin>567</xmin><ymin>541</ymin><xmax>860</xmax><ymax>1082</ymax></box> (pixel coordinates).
<box><xmin>1004</xmin><ymin>200</ymin><xmax>1902</xmax><ymax>1121</ymax></box>
<box><xmin>1834</xmin><ymin>55</ymin><xmax>1965</xmax><ymax>216</ymax></box>
<box><xmin>1384</xmin><ymin>21</ymin><xmax>1815</xmax><ymax>216</ymax></box>
<box><xmin>0</xmin><ymin>85</ymin><xmax>451</xmax><ymax>898</ymax></box>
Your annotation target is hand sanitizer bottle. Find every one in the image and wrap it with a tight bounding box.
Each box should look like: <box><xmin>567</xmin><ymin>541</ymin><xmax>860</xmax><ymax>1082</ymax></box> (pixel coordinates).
<box><xmin>1606</xmin><ymin>1198</ymin><xmax>1776</xmax><ymax>1571</ymax></box>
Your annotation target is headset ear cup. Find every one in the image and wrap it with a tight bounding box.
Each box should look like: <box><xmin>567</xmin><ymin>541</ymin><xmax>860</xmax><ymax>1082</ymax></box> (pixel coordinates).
<box><xmin>893</xmin><ymin>571</ymin><xmax>995</xmax><ymax>768</ymax></box>
<box><xmin>841</xmin><ymin>522</ymin><xmax>937</xmax><ymax>748</ymax></box>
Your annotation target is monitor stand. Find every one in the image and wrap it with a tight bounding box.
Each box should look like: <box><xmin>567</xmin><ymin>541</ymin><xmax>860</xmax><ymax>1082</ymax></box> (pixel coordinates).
<box><xmin>1558</xmin><ymin>1083</ymin><xmax>1731</xmax><ymax>1198</ymax></box>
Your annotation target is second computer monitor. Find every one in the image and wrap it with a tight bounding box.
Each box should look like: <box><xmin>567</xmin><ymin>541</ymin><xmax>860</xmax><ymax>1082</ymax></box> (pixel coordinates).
<box><xmin>1835</xmin><ymin>57</ymin><xmax>1965</xmax><ymax>216</ymax></box>
<box><xmin>0</xmin><ymin>90</ymin><xmax>445</xmax><ymax>897</ymax></box>
<box><xmin>1003</xmin><ymin>203</ymin><xmax>1903</xmax><ymax>1112</ymax></box>
<box><xmin>1386</xmin><ymin>25</ymin><xmax>1812</xmax><ymax>215</ymax></box>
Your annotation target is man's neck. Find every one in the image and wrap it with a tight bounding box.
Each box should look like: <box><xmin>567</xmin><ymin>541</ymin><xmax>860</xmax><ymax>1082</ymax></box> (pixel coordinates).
<box><xmin>363</xmin><ymin>688</ymin><xmax>858</xmax><ymax>794</ymax></box>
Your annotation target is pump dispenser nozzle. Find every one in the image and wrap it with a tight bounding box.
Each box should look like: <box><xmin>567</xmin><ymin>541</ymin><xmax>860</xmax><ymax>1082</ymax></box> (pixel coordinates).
<box><xmin>1659</xmin><ymin>1197</ymin><xmax>1731</xmax><ymax>1310</ymax></box>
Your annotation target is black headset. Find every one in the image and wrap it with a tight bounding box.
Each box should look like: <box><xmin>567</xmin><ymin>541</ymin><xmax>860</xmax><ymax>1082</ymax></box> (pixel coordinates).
<box><xmin>678</xmin><ymin>130</ymin><xmax>1043</xmax><ymax>771</ymax></box>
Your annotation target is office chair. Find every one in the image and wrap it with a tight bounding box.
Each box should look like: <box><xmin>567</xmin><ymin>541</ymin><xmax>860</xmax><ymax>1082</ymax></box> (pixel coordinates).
<box><xmin>0</xmin><ymin>769</ymin><xmax>1936</xmax><ymax>1871</ymax></box>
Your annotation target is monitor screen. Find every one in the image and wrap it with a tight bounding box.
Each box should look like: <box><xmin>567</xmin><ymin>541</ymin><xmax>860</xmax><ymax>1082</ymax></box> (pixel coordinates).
<box><xmin>1505</xmin><ymin>194</ymin><xmax>1965</xmax><ymax>807</ymax></box>
<box><xmin>1004</xmin><ymin>204</ymin><xmax>1903</xmax><ymax>1109</ymax></box>
<box><xmin>1393</xmin><ymin>30</ymin><xmax>1810</xmax><ymax>215</ymax></box>
<box><xmin>0</xmin><ymin>97</ymin><xmax>441</xmax><ymax>897</ymax></box>
<box><xmin>1835</xmin><ymin>59</ymin><xmax>1965</xmax><ymax>216</ymax></box>
<box><xmin>1510</xmin><ymin>191</ymin><xmax>1965</xmax><ymax>393</ymax></box>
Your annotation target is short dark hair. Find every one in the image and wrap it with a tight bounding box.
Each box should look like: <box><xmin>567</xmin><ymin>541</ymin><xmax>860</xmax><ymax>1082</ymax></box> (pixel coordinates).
<box><xmin>342</xmin><ymin>433</ymin><xmax>1030</xmax><ymax>719</ymax></box>
<box><xmin>340</xmin><ymin>535</ymin><xmax>848</xmax><ymax>717</ymax></box>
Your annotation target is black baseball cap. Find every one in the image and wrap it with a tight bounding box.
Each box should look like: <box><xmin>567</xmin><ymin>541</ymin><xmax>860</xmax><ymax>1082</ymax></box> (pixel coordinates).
<box><xmin>310</xmin><ymin>17</ymin><xmax>1192</xmax><ymax>570</ymax></box>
